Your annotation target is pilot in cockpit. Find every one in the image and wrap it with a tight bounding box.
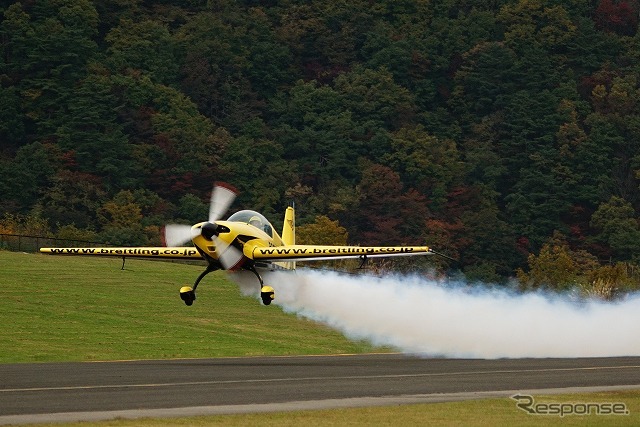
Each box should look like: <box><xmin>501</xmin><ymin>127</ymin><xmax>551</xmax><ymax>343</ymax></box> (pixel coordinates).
<box><xmin>248</xmin><ymin>215</ymin><xmax>273</xmax><ymax>236</ymax></box>
<box><xmin>249</xmin><ymin>216</ymin><xmax>263</xmax><ymax>229</ymax></box>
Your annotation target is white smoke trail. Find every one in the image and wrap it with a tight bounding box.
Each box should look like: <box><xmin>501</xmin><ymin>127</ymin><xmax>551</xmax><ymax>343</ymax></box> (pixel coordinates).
<box><xmin>231</xmin><ymin>268</ymin><xmax>640</xmax><ymax>358</ymax></box>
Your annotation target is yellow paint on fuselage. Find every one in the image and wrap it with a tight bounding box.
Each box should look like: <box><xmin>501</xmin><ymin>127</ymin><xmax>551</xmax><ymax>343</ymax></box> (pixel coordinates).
<box><xmin>190</xmin><ymin>220</ymin><xmax>286</xmax><ymax>262</ymax></box>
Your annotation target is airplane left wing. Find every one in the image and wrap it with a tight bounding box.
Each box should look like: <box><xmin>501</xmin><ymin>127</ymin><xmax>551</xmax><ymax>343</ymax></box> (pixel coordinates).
<box><xmin>247</xmin><ymin>245</ymin><xmax>435</xmax><ymax>262</ymax></box>
<box><xmin>40</xmin><ymin>247</ymin><xmax>203</xmax><ymax>260</ymax></box>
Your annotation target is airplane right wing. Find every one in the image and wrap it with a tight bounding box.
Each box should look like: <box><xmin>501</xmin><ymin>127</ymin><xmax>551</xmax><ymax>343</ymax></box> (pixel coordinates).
<box><xmin>248</xmin><ymin>245</ymin><xmax>435</xmax><ymax>263</ymax></box>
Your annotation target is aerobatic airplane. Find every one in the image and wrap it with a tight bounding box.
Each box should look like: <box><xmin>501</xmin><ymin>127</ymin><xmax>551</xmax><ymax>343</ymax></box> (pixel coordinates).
<box><xmin>41</xmin><ymin>183</ymin><xmax>445</xmax><ymax>306</ymax></box>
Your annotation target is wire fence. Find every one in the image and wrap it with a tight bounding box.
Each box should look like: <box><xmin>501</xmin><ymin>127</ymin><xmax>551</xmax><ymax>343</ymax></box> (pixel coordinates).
<box><xmin>0</xmin><ymin>233</ymin><xmax>106</xmax><ymax>253</ymax></box>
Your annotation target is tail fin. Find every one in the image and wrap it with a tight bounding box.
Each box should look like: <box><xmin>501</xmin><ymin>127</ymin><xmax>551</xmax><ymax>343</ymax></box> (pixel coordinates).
<box><xmin>282</xmin><ymin>204</ymin><xmax>295</xmax><ymax>245</ymax></box>
<box><xmin>281</xmin><ymin>204</ymin><xmax>296</xmax><ymax>270</ymax></box>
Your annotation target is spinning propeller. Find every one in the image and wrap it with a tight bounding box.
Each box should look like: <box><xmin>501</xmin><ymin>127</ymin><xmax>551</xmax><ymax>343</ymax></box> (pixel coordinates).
<box><xmin>164</xmin><ymin>183</ymin><xmax>244</xmax><ymax>269</ymax></box>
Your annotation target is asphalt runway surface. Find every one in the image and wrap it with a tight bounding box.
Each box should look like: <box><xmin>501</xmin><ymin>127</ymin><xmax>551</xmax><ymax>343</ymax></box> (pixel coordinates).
<box><xmin>1</xmin><ymin>354</ymin><xmax>640</xmax><ymax>424</ymax></box>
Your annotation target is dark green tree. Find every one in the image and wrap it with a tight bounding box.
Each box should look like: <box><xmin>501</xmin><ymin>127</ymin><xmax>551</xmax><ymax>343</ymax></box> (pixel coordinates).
<box><xmin>383</xmin><ymin>125</ymin><xmax>463</xmax><ymax>211</ymax></box>
<box><xmin>0</xmin><ymin>142</ymin><xmax>61</xmax><ymax>213</ymax></box>
<box><xmin>221</xmin><ymin>134</ymin><xmax>296</xmax><ymax>219</ymax></box>
<box><xmin>105</xmin><ymin>19</ymin><xmax>179</xmax><ymax>85</ymax></box>
<box><xmin>37</xmin><ymin>170</ymin><xmax>105</xmax><ymax>229</ymax></box>
<box><xmin>1</xmin><ymin>0</ymin><xmax>99</xmax><ymax>136</ymax></box>
<box><xmin>590</xmin><ymin>196</ymin><xmax>640</xmax><ymax>261</ymax></box>
<box><xmin>55</xmin><ymin>70</ymin><xmax>136</xmax><ymax>191</ymax></box>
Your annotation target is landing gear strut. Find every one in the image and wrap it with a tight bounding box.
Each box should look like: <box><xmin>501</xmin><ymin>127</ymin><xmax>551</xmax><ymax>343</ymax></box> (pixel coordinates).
<box><xmin>248</xmin><ymin>265</ymin><xmax>275</xmax><ymax>305</ymax></box>
<box><xmin>179</xmin><ymin>263</ymin><xmax>275</xmax><ymax>306</ymax></box>
<box><xmin>179</xmin><ymin>264</ymin><xmax>217</xmax><ymax>306</ymax></box>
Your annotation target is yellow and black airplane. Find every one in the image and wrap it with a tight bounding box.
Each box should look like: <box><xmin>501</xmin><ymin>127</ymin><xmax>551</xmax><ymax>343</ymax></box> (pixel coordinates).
<box><xmin>41</xmin><ymin>183</ymin><xmax>442</xmax><ymax>306</ymax></box>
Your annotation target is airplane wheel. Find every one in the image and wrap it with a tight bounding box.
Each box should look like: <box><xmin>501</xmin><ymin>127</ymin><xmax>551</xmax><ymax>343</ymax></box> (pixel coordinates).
<box><xmin>261</xmin><ymin>286</ymin><xmax>275</xmax><ymax>306</ymax></box>
<box><xmin>180</xmin><ymin>286</ymin><xmax>196</xmax><ymax>306</ymax></box>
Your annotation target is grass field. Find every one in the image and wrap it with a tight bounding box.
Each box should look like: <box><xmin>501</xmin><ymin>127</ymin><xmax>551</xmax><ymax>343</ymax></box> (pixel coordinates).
<box><xmin>0</xmin><ymin>251</ymin><xmax>381</xmax><ymax>363</ymax></box>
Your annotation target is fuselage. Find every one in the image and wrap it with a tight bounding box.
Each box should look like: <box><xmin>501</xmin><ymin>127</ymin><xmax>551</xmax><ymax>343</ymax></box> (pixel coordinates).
<box><xmin>191</xmin><ymin>210</ymin><xmax>284</xmax><ymax>269</ymax></box>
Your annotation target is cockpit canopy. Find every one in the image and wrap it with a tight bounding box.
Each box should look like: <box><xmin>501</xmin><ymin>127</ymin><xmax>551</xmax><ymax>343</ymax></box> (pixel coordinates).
<box><xmin>227</xmin><ymin>210</ymin><xmax>274</xmax><ymax>237</ymax></box>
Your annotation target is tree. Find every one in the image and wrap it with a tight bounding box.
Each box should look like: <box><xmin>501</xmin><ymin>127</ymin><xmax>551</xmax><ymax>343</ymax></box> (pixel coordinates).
<box><xmin>594</xmin><ymin>0</ymin><xmax>638</xmax><ymax>36</ymax></box>
<box><xmin>516</xmin><ymin>231</ymin><xmax>638</xmax><ymax>298</ymax></box>
<box><xmin>105</xmin><ymin>19</ymin><xmax>179</xmax><ymax>85</ymax></box>
<box><xmin>1</xmin><ymin>0</ymin><xmax>100</xmax><ymax>136</ymax></box>
<box><xmin>297</xmin><ymin>215</ymin><xmax>352</xmax><ymax>270</ymax></box>
<box><xmin>0</xmin><ymin>86</ymin><xmax>25</xmax><ymax>148</ymax></box>
<box><xmin>503</xmin><ymin>156</ymin><xmax>573</xmax><ymax>250</ymax></box>
<box><xmin>0</xmin><ymin>213</ymin><xmax>50</xmax><ymax>237</ymax></box>
<box><xmin>0</xmin><ymin>142</ymin><xmax>61</xmax><ymax>213</ymax></box>
<box><xmin>176</xmin><ymin>8</ymin><xmax>269</xmax><ymax>129</ymax></box>
<box><xmin>37</xmin><ymin>171</ymin><xmax>105</xmax><ymax>229</ymax></box>
<box><xmin>333</xmin><ymin>66</ymin><xmax>416</xmax><ymax>133</ymax></box>
<box><xmin>97</xmin><ymin>190</ymin><xmax>148</xmax><ymax>245</ymax></box>
<box><xmin>361</xmin><ymin>22</ymin><xmax>414</xmax><ymax>87</ymax></box>
<box><xmin>54</xmin><ymin>224</ymin><xmax>98</xmax><ymax>243</ymax></box>
<box><xmin>176</xmin><ymin>194</ymin><xmax>208</xmax><ymax>223</ymax></box>
<box><xmin>419</xmin><ymin>2</ymin><xmax>499</xmax><ymax>111</ymax></box>
<box><xmin>242</xmin><ymin>7</ymin><xmax>295</xmax><ymax>99</ymax></box>
<box><xmin>586</xmin><ymin>76</ymin><xmax>640</xmax><ymax>208</ymax></box>
<box><xmin>270</xmin><ymin>79</ymin><xmax>359</xmax><ymax>186</ymax></box>
<box><xmin>516</xmin><ymin>233</ymin><xmax>587</xmax><ymax>291</ymax></box>
<box><xmin>497</xmin><ymin>0</ymin><xmax>577</xmax><ymax>52</ymax></box>
<box><xmin>455</xmin><ymin>186</ymin><xmax>520</xmax><ymax>278</ymax></box>
<box><xmin>349</xmin><ymin>162</ymin><xmax>428</xmax><ymax>246</ymax></box>
<box><xmin>1</xmin><ymin>1</ymin><xmax>99</xmax><ymax>82</ymax></box>
<box><xmin>590</xmin><ymin>196</ymin><xmax>640</xmax><ymax>261</ymax></box>
<box><xmin>108</xmin><ymin>73</ymin><xmax>229</xmax><ymax>199</ymax></box>
<box><xmin>98</xmin><ymin>190</ymin><xmax>142</xmax><ymax>229</ymax></box>
<box><xmin>55</xmin><ymin>70</ymin><xmax>136</xmax><ymax>191</ymax></box>
<box><xmin>449</xmin><ymin>41</ymin><xmax>518</xmax><ymax>119</ymax></box>
<box><xmin>275</xmin><ymin>1</ymin><xmax>375</xmax><ymax>81</ymax></box>
<box><xmin>570</xmin><ymin>113</ymin><xmax>617</xmax><ymax>207</ymax></box>
<box><xmin>383</xmin><ymin>125</ymin><xmax>463</xmax><ymax>211</ymax></box>
<box><xmin>296</xmin><ymin>215</ymin><xmax>348</xmax><ymax>245</ymax></box>
<box><xmin>220</xmin><ymin>134</ymin><xmax>296</xmax><ymax>219</ymax></box>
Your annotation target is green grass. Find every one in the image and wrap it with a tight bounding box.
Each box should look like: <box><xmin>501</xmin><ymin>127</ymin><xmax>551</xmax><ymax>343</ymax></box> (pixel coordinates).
<box><xmin>13</xmin><ymin>390</ymin><xmax>640</xmax><ymax>426</ymax></box>
<box><xmin>0</xmin><ymin>251</ymin><xmax>382</xmax><ymax>363</ymax></box>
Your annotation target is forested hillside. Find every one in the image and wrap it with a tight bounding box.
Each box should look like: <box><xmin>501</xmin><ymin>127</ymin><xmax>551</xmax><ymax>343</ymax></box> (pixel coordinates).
<box><xmin>2</xmin><ymin>0</ymin><xmax>640</xmax><ymax>293</ymax></box>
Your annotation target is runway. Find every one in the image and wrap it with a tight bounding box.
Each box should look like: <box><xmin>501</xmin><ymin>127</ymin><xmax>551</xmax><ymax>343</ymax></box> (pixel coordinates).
<box><xmin>1</xmin><ymin>354</ymin><xmax>640</xmax><ymax>424</ymax></box>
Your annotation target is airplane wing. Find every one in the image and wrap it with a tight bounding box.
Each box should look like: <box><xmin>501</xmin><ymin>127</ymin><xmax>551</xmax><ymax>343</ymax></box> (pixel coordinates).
<box><xmin>40</xmin><ymin>247</ymin><xmax>203</xmax><ymax>260</ymax></box>
<box><xmin>247</xmin><ymin>244</ymin><xmax>435</xmax><ymax>262</ymax></box>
